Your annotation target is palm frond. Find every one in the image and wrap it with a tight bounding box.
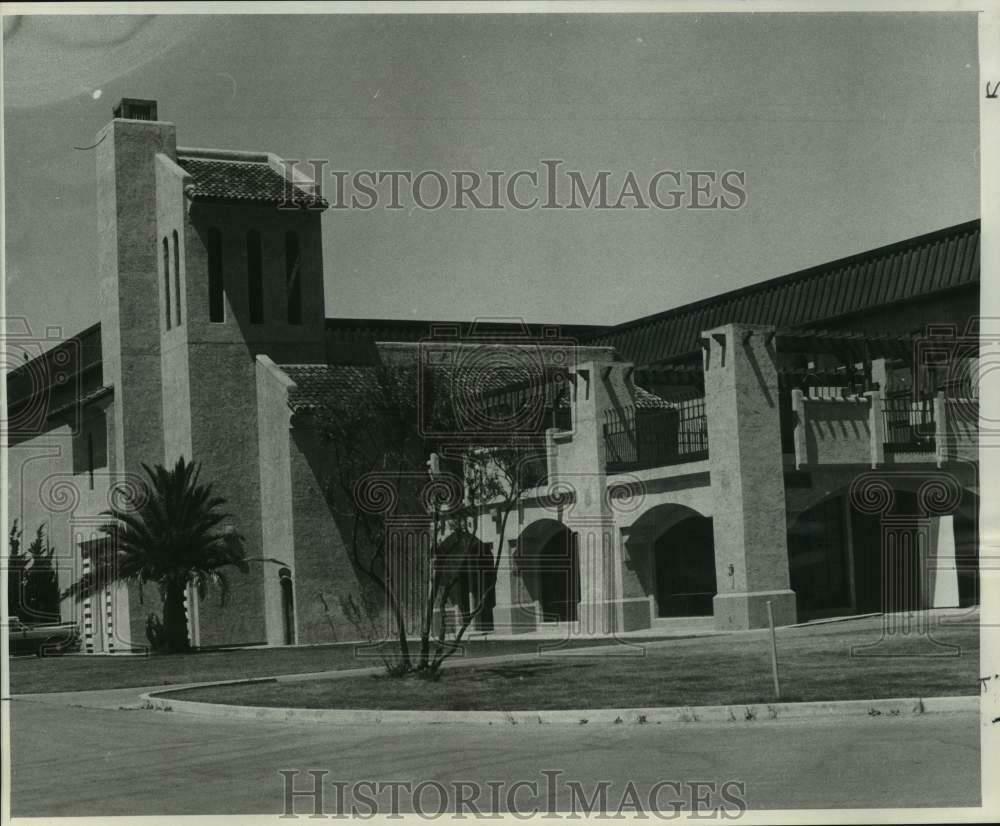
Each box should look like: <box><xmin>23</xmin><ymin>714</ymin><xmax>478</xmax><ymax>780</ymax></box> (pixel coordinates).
<box><xmin>64</xmin><ymin>457</ymin><xmax>249</xmax><ymax>610</ymax></box>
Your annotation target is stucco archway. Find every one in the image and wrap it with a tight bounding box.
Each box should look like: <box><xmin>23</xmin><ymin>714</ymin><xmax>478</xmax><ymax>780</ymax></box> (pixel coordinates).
<box><xmin>787</xmin><ymin>495</ymin><xmax>854</xmax><ymax>620</ymax></box>
<box><xmin>625</xmin><ymin>503</ymin><xmax>716</xmax><ymax>619</ymax></box>
<box><xmin>438</xmin><ymin>533</ymin><xmax>496</xmax><ymax>631</ymax></box>
<box><xmin>517</xmin><ymin>519</ymin><xmax>579</xmax><ymax>622</ymax></box>
<box><xmin>798</xmin><ymin>484</ymin><xmax>981</xmax><ymax>618</ymax></box>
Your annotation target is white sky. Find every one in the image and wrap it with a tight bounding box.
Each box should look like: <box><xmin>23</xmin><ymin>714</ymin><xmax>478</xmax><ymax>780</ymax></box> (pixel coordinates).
<box><xmin>3</xmin><ymin>12</ymin><xmax>980</xmax><ymax>337</ymax></box>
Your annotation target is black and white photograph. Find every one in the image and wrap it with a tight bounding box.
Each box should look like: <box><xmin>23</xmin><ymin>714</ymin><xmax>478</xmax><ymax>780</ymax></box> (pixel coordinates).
<box><xmin>1</xmin><ymin>2</ymin><xmax>997</xmax><ymax>822</ymax></box>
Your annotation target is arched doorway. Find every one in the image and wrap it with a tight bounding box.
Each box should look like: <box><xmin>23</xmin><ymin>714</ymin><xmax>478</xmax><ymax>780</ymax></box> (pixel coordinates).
<box><xmin>624</xmin><ymin>503</ymin><xmax>716</xmax><ymax>620</ymax></box>
<box><xmin>788</xmin><ymin>495</ymin><xmax>853</xmax><ymax>620</ymax></box>
<box><xmin>850</xmin><ymin>489</ymin><xmax>922</xmax><ymax>615</ymax></box>
<box><xmin>848</xmin><ymin>487</ymin><xmax>979</xmax><ymax>615</ymax></box>
<box><xmin>653</xmin><ymin>515</ymin><xmax>716</xmax><ymax>617</ymax></box>
<box><xmin>440</xmin><ymin>534</ymin><xmax>497</xmax><ymax>632</ymax></box>
<box><xmin>278</xmin><ymin>568</ymin><xmax>295</xmax><ymax>646</ymax></box>
<box><xmin>519</xmin><ymin>520</ymin><xmax>580</xmax><ymax>622</ymax></box>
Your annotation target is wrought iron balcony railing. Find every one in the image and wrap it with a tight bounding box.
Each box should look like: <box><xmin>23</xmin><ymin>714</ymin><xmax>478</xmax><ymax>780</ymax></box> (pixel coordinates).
<box><xmin>603</xmin><ymin>398</ymin><xmax>708</xmax><ymax>473</ymax></box>
<box><xmin>882</xmin><ymin>393</ymin><xmax>936</xmax><ymax>452</ymax></box>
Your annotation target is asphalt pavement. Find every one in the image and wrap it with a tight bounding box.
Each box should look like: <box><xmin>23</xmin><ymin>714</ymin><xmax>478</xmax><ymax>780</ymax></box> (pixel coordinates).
<box><xmin>9</xmin><ymin>689</ymin><xmax>981</xmax><ymax>816</ymax></box>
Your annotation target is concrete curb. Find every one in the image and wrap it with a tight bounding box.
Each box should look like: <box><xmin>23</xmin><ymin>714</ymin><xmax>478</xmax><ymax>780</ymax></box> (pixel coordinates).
<box><xmin>137</xmin><ymin>691</ymin><xmax>977</xmax><ymax>726</ymax></box>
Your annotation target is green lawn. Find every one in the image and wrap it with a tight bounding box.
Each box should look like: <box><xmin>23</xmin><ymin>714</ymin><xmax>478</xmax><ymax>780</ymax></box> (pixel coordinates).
<box><xmin>166</xmin><ymin>616</ymin><xmax>980</xmax><ymax>710</ymax></box>
<box><xmin>8</xmin><ymin>634</ymin><xmax>678</xmax><ymax>694</ymax></box>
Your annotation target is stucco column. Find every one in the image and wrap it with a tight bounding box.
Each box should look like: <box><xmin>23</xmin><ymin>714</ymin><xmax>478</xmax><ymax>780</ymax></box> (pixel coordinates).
<box><xmin>491</xmin><ymin>538</ymin><xmax>536</xmax><ymax>633</ymax></box>
<box><xmin>870</xmin><ymin>357</ymin><xmax>889</xmax><ymax>393</ymax></box>
<box><xmin>791</xmin><ymin>388</ymin><xmax>807</xmax><ymax>470</ymax></box>
<box><xmin>559</xmin><ymin>362</ymin><xmax>636</xmax><ymax>636</ymax></box>
<box><xmin>866</xmin><ymin>389</ymin><xmax>886</xmax><ymax>468</ymax></box>
<box><xmin>929</xmin><ymin>514</ymin><xmax>961</xmax><ymax>608</ymax></box>
<box><xmin>618</xmin><ymin>525</ymin><xmax>655</xmax><ymax>631</ymax></box>
<box><xmin>849</xmin><ymin>470</ymin><xmax>961</xmax><ymax>656</ymax></box>
<box><xmin>571</xmin><ymin>516</ymin><xmax>621</xmax><ymax>635</ymax></box>
<box><xmin>701</xmin><ymin>324</ymin><xmax>797</xmax><ymax>630</ymax></box>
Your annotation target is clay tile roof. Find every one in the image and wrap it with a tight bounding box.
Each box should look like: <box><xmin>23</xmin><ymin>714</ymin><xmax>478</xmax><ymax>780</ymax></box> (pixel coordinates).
<box><xmin>588</xmin><ymin>219</ymin><xmax>980</xmax><ymax>366</ymax></box>
<box><xmin>633</xmin><ymin>386</ymin><xmax>673</xmax><ymax>409</ymax></box>
<box><xmin>279</xmin><ymin>360</ymin><xmax>571</xmax><ymax>416</ymax></box>
<box><xmin>177</xmin><ymin>157</ymin><xmax>328</xmax><ymax>209</ymax></box>
<box><xmin>279</xmin><ymin>362</ymin><xmax>674</xmax><ymax>430</ymax></box>
<box><xmin>280</xmin><ymin>364</ymin><xmax>389</xmax><ymax>412</ymax></box>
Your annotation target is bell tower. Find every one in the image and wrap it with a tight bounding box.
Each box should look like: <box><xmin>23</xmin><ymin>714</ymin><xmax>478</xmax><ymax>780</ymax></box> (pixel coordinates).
<box><xmin>95</xmin><ymin>98</ymin><xmax>176</xmax><ymax>480</ymax></box>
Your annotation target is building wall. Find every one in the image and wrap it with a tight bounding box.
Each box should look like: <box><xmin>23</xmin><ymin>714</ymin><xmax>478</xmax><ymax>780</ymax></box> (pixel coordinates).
<box><xmin>96</xmin><ymin>115</ymin><xmax>179</xmax><ymax>646</ymax></box>
<box><xmin>185</xmin><ymin>343</ymin><xmax>268</xmax><ymax>646</ymax></box>
<box><xmin>946</xmin><ymin>399</ymin><xmax>979</xmax><ymax>463</ymax></box>
<box><xmin>15</xmin><ymin>103</ymin><xmax>979</xmax><ymax>647</ymax></box>
<box><xmin>613</xmin><ymin>472</ymin><xmax>714</xmax><ymax>625</ymax></box>
<box><xmin>183</xmin><ymin>201</ymin><xmax>326</xmax><ymax>363</ymax></box>
<box><xmin>6</xmin><ymin>394</ymin><xmax>132</xmax><ymax>650</ymax></box>
<box><xmin>88</xmin><ymin>104</ymin><xmax>333</xmax><ymax>649</ymax></box>
<box><xmin>96</xmin><ymin>116</ymin><xmax>174</xmax><ymax>478</ymax></box>
<box><xmin>288</xmin><ymin>424</ymin><xmax>382</xmax><ymax>643</ymax></box>
<box><xmin>255</xmin><ymin>357</ymin><xmax>297</xmax><ymax>645</ymax></box>
<box><xmin>146</xmin><ymin>188</ymin><xmax>328</xmax><ymax>646</ymax></box>
<box><xmin>802</xmin><ymin>397</ymin><xmax>872</xmax><ymax>465</ymax></box>
<box><xmin>256</xmin><ymin>355</ymin><xmax>389</xmax><ymax>644</ymax></box>
<box><xmin>157</xmin><ymin>155</ymin><xmax>195</xmax><ymax>467</ymax></box>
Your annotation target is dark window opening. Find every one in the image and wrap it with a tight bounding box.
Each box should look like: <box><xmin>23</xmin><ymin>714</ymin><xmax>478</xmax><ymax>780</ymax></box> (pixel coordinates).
<box><xmin>73</xmin><ymin>411</ymin><xmax>108</xmax><ymax>487</ymax></box>
<box><xmin>285</xmin><ymin>232</ymin><xmax>302</xmax><ymax>325</ymax></box>
<box><xmin>208</xmin><ymin>228</ymin><xmax>225</xmax><ymax>322</ymax></box>
<box><xmin>654</xmin><ymin>516</ymin><xmax>716</xmax><ymax>618</ymax></box>
<box><xmin>172</xmin><ymin>230</ymin><xmax>182</xmax><ymax>325</ymax></box>
<box><xmin>162</xmin><ymin>236</ymin><xmax>171</xmax><ymax>330</ymax></box>
<box><xmin>87</xmin><ymin>433</ymin><xmax>94</xmax><ymax>490</ymax></box>
<box><xmin>279</xmin><ymin>568</ymin><xmax>295</xmax><ymax>645</ymax></box>
<box><xmin>247</xmin><ymin>230</ymin><xmax>264</xmax><ymax>324</ymax></box>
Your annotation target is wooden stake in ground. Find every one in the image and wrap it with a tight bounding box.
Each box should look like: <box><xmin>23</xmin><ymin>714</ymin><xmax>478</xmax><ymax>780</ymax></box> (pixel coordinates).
<box><xmin>767</xmin><ymin>599</ymin><xmax>781</xmax><ymax>700</ymax></box>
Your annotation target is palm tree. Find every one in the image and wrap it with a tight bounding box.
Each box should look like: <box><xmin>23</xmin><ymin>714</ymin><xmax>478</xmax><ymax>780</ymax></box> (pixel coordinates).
<box><xmin>63</xmin><ymin>457</ymin><xmax>248</xmax><ymax>653</ymax></box>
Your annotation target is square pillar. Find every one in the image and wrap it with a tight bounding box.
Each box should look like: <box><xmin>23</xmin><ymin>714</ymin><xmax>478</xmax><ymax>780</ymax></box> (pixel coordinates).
<box><xmin>791</xmin><ymin>387</ymin><xmax>807</xmax><ymax>469</ymax></box>
<box><xmin>547</xmin><ymin>361</ymin><xmax>632</xmax><ymax>636</ymax></box>
<box><xmin>866</xmin><ymin>389</ymin><xmax>885</xmax><ymax>468</ymax></box>
<box><xmin>491</xmin><ymin>539</ymin><xmax>537</xmax><ymax>634</ymax></box>
<box><xmin>619</xmin><ymin>525</ymin><xmax>655</xmax><ymax>631</ymax></box>
<box><xmin>870</xmin><ymin>357</ymin><xmax>889</xmax><ymax>393</ymax></box>
<box><xmin>702</xmin><ymin>324</ymin><xmax>796</xmax><ymax>630</ymax></box>
<box><xmin>928</xmin><ymin>514</ymin><xmax>961</xmax><ymax>608</ymax></box>
<box><xmin>572</xmin><ymin>518</ymin><xmax>622</xmax><ymax>636</ymax></box>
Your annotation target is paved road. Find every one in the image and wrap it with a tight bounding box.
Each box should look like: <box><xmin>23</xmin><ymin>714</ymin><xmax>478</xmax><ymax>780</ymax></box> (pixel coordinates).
<box><xmin>9</xmin><ymin>691</ymin><xmax>980</xmax><ymax>817</ymax></box>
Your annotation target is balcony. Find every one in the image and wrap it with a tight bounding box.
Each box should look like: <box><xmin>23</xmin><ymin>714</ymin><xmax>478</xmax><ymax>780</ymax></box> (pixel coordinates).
<box><xmin>603</xmin><ymin>397</ymin><xmax>708</xmax><ymax>473</ymax></box>
<box><xmin>785</xmin><ymin>386</ymin><xmax>980</xmax><ymax>470</ymax></box>
<box><xmin>882</xmin><ymin>394</ymin><xmax>936</xmax><ymax>453</ymax></box>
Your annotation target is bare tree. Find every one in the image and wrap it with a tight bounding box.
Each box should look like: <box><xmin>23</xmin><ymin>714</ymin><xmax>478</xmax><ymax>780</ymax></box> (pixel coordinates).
<box><xmin>312</xmin><ymin>364</ymin><xmax>547</xmax><ymax>678</ymax></box>
<box><xmin>418</xmin><ymin>442</ymin><xmax>540</xmax><ymax>675</ymax></box>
